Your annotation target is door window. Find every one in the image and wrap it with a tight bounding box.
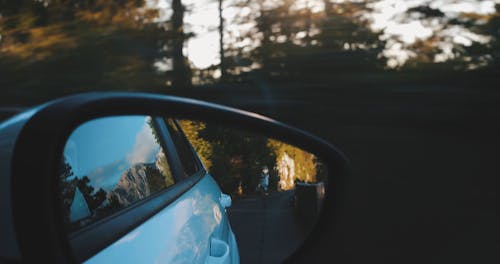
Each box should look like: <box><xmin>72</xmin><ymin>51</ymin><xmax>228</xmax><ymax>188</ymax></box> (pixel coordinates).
<box><xmin>59</xmin><ymin>116</ymin><xmax>175</xmax><ymax>232</ymax></box>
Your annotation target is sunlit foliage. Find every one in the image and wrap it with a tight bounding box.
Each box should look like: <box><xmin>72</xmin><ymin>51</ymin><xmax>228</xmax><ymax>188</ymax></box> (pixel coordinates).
<box><xmin>177</xmin><ymin>119</ymin><xmax>213</xmax><ymax>169</ymax></box>
<box><xmin>267</xmin><ymin>139</ymin><xmax>318</xmax><ymax>190</ymax></box>
<box><xmin>178</xmin><ymin>119</ymin><xmax>323</xmax><ymax>195</ymax></box>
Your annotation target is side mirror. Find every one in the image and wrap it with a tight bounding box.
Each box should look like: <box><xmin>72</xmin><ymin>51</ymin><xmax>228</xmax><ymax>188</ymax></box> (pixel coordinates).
<box><xmin>5</xmin><ymin>93</ymin><xmax>348</xmax><ymax>263</ymax></box>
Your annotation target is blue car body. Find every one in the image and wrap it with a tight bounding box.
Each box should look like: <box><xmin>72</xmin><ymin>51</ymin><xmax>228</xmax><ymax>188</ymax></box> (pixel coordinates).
<box><xmin>87</xmin><ymin>174</ymin><xmax>239</xmax><ymax>264</ymax></box>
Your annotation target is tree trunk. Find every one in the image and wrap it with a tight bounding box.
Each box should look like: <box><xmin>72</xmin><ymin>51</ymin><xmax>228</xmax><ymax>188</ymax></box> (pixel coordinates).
<box><xmin>218</xmin><ymin>0</ymin><xmax>227</xmax><ymax>79</ymax></box>
<box><xmin>171</xmin><ymin>0</ymin><xmax>192</xmax><ymax>88</ymax></box>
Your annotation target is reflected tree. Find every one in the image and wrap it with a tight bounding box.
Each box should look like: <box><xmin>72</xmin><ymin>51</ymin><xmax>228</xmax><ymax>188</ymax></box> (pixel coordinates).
<box><xmin>177</xmin><ymin>120</ymin><xmax>213</xmax><ymax>169</ymax></box>
<box><xmin>59</xmin><ymin>159</ymin><xmax>107</xmax><ymax>230</ymax></box>
<box><xmin>268</xmin><ymin>139</ymin><xmax>320</xmax><ymax>190</ymax></box>
<box><xmin>178</xmin><ymin>120</ymin><xmax>325</xmax><ymax>196</ymax></box>
<box><xmin>198</xmin><ymin>124</ymin><xmax>276</xmax><ymax>195</ymax></box>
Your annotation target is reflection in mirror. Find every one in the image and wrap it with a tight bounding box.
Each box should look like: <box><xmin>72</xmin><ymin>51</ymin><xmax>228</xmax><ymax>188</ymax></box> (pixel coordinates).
<box><xmin>58</xmin><ymin>115</ymin><xmax>328</xmax><ymax>263</ymax></box>
<box><xmin>177</xmin><ymin>119</ymin><xmax>328</xmax><ymax>263</ymax></box>
<box><xmin>59</xmin><ymin>116</ymin><xmax>175</xmax><ymax>232</ymax></box>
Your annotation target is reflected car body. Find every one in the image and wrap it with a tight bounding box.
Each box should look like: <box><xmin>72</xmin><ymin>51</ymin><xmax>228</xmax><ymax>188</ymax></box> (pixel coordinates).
<box><xmin>87</xmin><ymin>175</ymin><xmax>239</xmax><ymax>264</ymax></box>
<box><xmin>0</xmin><ymin>110</ymin><xmax>239</xmax><ymax>264</ymax></box>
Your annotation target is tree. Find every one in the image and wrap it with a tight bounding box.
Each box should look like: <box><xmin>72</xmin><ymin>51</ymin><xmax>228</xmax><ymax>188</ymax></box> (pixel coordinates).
<box><xmin>220</xmin><ymin>0</ymin><xmax>385</xmax><ymax>82</ymax></box>
<box><xmin>191</xmin><ymin>123</ymin><xmax>275</xmax><ymax>195</ymax></box>
<box><xmin>170</xmin><ymin>0</ymin><xmax>192</xmax><ymax>88</ymax></box>
<box><xmin>380</xmin><ymin>3</ymin><xmax>499</xmax><ymax>71</ymax></box>
<box><xmin>0</xmin><ymin>0</ymin><xmax>167</xmax><ymax>105</ymax></box>
<box><xmin>59</xmin><ymin>160</ymin><xmax>107</xmax><ymax>231</ymax></box>
<box><xmin>462</xmin><ymin>4</ymin><xmax>500</xmax><ymax>71</ymax></box>
<box><xmin>268</xmin><ymin>139</ymin><xmax>320</xmax><ymax>190</ymax></box>
<box><xmin>218</xmin><ymin>0</ymin><xmax>227</xmax><ymax>79</ymax></box>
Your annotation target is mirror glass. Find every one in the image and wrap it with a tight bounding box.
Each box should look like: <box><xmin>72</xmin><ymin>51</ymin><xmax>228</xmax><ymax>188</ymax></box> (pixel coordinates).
<box><xmin>59</xmin><ymin>115</ymin><xmax>328</xmax><ymax>263</ymax></box>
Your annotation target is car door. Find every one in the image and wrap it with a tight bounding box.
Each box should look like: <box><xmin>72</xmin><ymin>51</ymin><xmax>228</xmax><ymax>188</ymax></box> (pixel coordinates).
<box><xmin>59</xmin><ymin>115</ymin><xmax>236</xmax><ymax>263</ymax></box>
<box><xmin>164</xmin><ymin>118</ymin><xmax>238</xmax><ymax>264</ymax></box>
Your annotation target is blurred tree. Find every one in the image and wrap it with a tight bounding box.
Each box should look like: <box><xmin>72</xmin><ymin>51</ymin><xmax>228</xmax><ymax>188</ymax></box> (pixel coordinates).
<box><xmin>170</xmin><ymin>0</ymin><xmax>192</xmax><ymax>88</ymax></box>
<box><xmin>396</xmin><ymin>3</ymin><xmax>500</xmax><ymax>71</ymax></box>
<box><xmin>218</xmin><ymin>0</ymin><xmax>227</xmax><ymax>79</ymax></box>
<box><xmin>222</xmin><ymin>0</ymin><xmax>386</xmax><ymax>83</ymax></box>
<box><xmin>315</xmin><ymin>1</ymin><xmax>386</xmax><ymax>70</ymax></box>
<box><xmin>462</xmin><ymin>4</ymin><xmax>500</xmax><ymax>71</ymax></box>
<box><xmin>0</xmin><ymin>0</ymin><xmax>169</xmax><ymax>105</ymax></box>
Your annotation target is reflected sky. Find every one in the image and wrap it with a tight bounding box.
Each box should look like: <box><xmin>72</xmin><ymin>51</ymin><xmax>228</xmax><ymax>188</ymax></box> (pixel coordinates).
<box><xmin>64</xmin><ymin>116</ymin><xmax>160</xmax><ymax>190</ymax></box>
<box><xmin>153</xmin><ymin>0</ymin><xmax>500</xmax><ymax>69</ymax></box>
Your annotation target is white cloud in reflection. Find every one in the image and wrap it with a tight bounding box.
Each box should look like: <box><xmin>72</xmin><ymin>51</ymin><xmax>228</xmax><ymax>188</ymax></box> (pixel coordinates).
<box><xmin>126</xmin><ymin>121</ymin><xmax>158</xmax><ymax>165</ymax></box>
<box><xmin>86</xmin><ymin>118</ymin><xmax>159</xmax><ymax>190</ymax></box>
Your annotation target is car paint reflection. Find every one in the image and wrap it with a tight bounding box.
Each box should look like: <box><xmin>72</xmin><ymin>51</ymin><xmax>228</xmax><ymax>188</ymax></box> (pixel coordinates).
<box><xmin>86</xmin><ymin>175</ymin><xmax>234</xmax><ymax>264</ymax></box>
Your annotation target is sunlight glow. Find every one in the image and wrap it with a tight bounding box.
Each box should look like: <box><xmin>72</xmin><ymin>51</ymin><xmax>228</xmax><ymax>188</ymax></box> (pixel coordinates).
<box><xmin>368</xmin><ymin>0</ymin><xmax>500</xmax><ymax>67</ymax></box>
<box><xmin>383</xmin><ymin>20</ymin><xmax>433</xmax><ymax>43</ymax></box>
<box><xmin>186</xmin><ymin>32</ymin><xmax>220</xmax><ymax>69</ymax></box>
<box><xmin>153</xmin><ymin>0</ymin><xmax>500</xmax><ymax>69</ymax></box>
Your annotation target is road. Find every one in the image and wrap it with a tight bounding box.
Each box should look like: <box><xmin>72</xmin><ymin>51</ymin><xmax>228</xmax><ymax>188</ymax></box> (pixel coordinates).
<box><xmin>227</xmin><ymin>191</ymin><xmax>310</xmax><ymax>264</ymax></box>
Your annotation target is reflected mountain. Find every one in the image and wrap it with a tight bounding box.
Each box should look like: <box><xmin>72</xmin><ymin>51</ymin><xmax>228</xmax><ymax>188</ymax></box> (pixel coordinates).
<box><xmin>62</xmin><ymin>157</ymin><xmax>172</xmax><ymax>232</ymax></box>
<box><xmin>109</xmin><ymin>162</ymin><xmax>162</xmax><ymax>207</ymax></box>
<box><xmin>86</xmin><ymin>159</ymin><xmax>129</xmax><ymax>191</ymax></box>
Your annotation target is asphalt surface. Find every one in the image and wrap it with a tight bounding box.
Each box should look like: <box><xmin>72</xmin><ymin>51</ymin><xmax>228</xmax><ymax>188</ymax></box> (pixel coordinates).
<box><xmin>227</xmin><ymin>191</ymin><xmax>311</xmax><ymax>264</ymax></box>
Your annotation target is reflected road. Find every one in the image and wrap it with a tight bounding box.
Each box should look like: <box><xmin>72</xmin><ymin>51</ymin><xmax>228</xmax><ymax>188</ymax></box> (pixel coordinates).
<box><xmin>227</xmin><ymin>191</ymin><xmax>309</xmax><ymax>264</ymax></box>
